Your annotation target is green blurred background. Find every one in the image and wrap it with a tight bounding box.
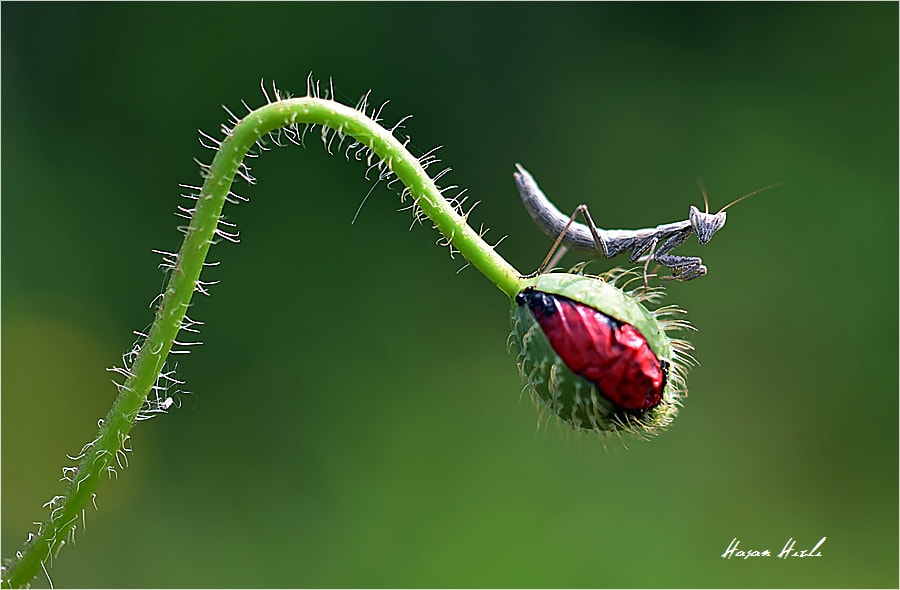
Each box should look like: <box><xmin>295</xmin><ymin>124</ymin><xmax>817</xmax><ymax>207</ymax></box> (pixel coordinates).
<box><xmin>2</xmin><ymin>3</ymin><xmax>897</xmax><ymax>588</ymax></box>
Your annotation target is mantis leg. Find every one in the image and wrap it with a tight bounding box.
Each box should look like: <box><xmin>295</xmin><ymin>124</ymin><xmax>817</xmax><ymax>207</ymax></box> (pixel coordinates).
<box><xmin>531</xmin><ymin>204</ymin><xmax>611</xmax><ymax>276</ymax></box>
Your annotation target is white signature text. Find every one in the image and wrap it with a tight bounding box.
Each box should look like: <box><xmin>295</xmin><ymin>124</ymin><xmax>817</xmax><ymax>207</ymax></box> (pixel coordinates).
<box><xmin>721</xmin><ymin>537</ymin><xmax>826</xmax><ymax>560</ymax></box>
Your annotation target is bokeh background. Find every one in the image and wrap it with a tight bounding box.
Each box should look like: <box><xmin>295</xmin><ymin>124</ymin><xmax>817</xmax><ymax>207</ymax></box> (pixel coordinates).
<box><xmin>2</xmin><ymin>3</ymin><xmax>897</xmax><ymax>588</ymax></box>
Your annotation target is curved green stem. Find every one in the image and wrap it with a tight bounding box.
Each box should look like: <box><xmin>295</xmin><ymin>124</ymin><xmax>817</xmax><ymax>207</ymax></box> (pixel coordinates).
<box><xmin>4</xmin><ymin>94</ymin><xmax>524</xmax><ymax>588</ymax></box>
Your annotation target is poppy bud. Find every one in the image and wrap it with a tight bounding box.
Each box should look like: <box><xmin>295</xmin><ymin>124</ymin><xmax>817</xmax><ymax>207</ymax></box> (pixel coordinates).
<box><xmin>510</xmin><ymin>272</ymin><xmax>693</xmax><ymax>437</ymax></box>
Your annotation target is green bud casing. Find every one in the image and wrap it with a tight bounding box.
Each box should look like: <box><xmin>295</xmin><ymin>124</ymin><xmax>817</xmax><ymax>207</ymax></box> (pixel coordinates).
<box><xmin>510</xmin><ymin>272</ymin><xmax>693</xmax><ymax>438</ymax></box>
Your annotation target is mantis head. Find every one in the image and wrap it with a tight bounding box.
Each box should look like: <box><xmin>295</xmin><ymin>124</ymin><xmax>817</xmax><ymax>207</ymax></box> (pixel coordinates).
<box><xmin>690</xmin><ymin>181</ymin><xmax>782</xmax><ymax>245</ymax></box>
<box><xmin>689</xmin><ymin>204</ymin><xmax>726</xmax><ymax>245</ymax></box>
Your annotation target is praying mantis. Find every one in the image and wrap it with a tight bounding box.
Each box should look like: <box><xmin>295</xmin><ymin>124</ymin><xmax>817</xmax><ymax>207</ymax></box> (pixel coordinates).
<box><xmin>514</xmin><ymin>164</ymin><xmax>779</xmax><ymax>282</ymax></box>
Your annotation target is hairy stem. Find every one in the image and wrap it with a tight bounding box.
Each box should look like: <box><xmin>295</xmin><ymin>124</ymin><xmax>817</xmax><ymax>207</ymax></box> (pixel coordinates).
<box><xmin>4</xmin><ymin>94</ymin><xmax>524</xmax><ymax>588</ymax></box>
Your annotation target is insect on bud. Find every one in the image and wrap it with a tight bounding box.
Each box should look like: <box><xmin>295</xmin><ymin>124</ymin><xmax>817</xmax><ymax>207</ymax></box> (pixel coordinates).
<box><xmin>510</xmin><ymin>272</ymin><xmax>693</xmax><ymax>437</ymax></box>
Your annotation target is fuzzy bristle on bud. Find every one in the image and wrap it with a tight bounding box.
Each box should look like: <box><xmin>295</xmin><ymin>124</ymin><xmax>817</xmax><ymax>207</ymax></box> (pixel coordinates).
<box><xmin>510</xmin><ymin>272</ymin><xmax>693</xmax><ymax>438</ymax></box>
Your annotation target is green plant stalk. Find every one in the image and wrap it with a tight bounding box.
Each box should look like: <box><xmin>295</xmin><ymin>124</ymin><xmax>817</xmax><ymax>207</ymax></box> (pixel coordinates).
<box><xmin>4</xmin><ymin>96</ymin><xmax>524</xmax><ymax>588</ymax></box>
